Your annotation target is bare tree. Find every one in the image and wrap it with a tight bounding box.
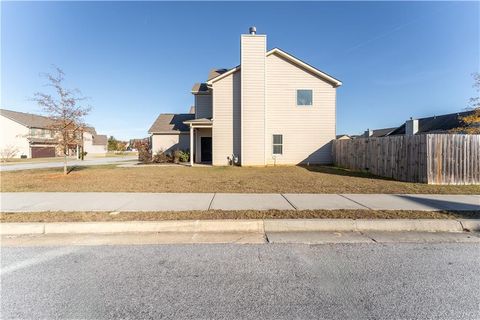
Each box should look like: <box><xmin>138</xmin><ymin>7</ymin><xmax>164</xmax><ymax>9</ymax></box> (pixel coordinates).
<box><xmin>0</xmin><ymin>145</ymin><xmax>20</xmax><ymax>162</ymax></box>
<box><xmin>32</xmin><ymin>67</ymin><xmax>91</xmax><ymax>174</ymax></box>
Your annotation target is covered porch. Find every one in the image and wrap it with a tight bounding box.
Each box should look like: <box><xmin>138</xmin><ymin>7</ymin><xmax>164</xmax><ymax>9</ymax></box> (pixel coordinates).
<box><xmin>184</xmin><ymin>118</ymin><xmax>213</xmax><ymax>166</ymax></box>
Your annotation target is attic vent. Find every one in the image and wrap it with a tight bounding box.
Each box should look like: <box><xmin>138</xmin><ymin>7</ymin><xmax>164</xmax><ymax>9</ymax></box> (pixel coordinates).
<box><xmin>249</xmin><ymin>26</ymin><xmax>256</xmax><ymax>35</ymax></box>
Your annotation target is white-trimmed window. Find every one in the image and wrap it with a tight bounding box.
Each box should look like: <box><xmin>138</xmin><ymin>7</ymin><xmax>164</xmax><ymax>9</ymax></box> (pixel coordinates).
<box><xmin>272</xmin><ymin>134</ymin><xmax>283</xmax><ymax>155</ymax></box>
<box><xmin>297</xmin><ymin>89</ymin><xmax>313</xmax><ymax>106</ymax></box>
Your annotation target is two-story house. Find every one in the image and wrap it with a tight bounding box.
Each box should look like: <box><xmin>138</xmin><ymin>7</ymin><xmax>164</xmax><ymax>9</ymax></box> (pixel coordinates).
<box><xmin>0</xmin><ymin>108</ymin><xmax>107</xmax><ymax>158</ymax></box>
<box><xmin>149</xmin><ymin>27</ymin><xmax>342</xmax><ymax>166</ymax></box>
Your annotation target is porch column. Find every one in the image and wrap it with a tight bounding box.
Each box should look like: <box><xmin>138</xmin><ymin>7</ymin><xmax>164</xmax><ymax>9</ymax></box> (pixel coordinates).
<box><xmin>190</xmin><ymin>125</ymin><xmax>194</xmax><ymax>166</ymax></box>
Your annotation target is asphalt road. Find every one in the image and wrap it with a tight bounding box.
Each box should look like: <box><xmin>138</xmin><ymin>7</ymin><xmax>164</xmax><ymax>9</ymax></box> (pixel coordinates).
<box><xmin>0</xmin><ymin>156</ymin><xmax>137</xmax><ymax>172</ymax></box>
<box><xmin>1</xmin><ymin>243</ymin><xmax>479</xmax><ymax>319</ymax></box>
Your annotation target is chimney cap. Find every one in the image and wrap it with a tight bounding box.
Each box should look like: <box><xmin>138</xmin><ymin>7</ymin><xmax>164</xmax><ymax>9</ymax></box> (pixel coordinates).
<box><xmin>249</xmin><ymin>26</ymin><xmax>257</xmax><ymax>35</ymax></box>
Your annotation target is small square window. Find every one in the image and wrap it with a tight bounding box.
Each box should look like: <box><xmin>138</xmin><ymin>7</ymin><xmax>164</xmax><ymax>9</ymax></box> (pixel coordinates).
<box><xmin>297</xmin><ymin>89</ymin><xmax>313</xmax><ymax>106</ymax></box>
<box><xmin>273</xmin><ymin>134</ymin><xmax>283</xmax><ymax>155</ymax></box>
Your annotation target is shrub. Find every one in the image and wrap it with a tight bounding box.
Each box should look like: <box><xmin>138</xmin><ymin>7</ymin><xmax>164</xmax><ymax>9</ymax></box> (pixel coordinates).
<box><xmin>153</xmin><ymin>149</ymin><xmax>170</xmax><ymax>163</ymax></box>
<box><xmin>172</xmin><ymin>149</ymin><xmax>181</xmax><ymax>164</ymax></box>
<box><xmin>137</xmin><ymin>140</ymin><xmax>152</xmax><ymax>163</ymax></box>
<box><xmin>179</xmin><ymin>150</ymin><xmax>190</xmax><ymax>162</ymax></box>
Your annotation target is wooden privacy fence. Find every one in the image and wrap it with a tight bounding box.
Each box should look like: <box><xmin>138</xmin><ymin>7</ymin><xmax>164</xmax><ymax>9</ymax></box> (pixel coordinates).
<box><xmin>332</xmin><ymin>134</ymin><xmax>480</xmax><ymax>185</ymax></box>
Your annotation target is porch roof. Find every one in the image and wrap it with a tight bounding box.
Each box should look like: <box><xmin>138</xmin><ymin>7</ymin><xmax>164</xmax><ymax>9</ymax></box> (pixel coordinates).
<box><xmin>183</xmin><ymin>118</ymin><xmax>213</xmax><ymax>127</ymax></box>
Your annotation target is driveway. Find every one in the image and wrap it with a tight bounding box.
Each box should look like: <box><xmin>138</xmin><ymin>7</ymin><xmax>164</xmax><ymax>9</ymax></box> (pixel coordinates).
<box><xmin>0</xmin><ymin>156</ymin><xmax>137</xmax><ymax>172</ymax></box>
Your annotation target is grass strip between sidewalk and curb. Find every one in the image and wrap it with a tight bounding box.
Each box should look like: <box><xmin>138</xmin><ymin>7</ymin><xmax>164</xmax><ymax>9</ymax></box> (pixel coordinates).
<box><xmin>1</xmin><ymin>210</ymin><xmax>479</xmax><ymax>223</ymax></box>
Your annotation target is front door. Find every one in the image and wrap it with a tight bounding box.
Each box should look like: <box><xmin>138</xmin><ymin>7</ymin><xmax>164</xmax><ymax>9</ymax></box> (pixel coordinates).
<box><xmin>200</xmin><ymin>137</ymin><xmax>212</xmax><ymax>162</ymax></box>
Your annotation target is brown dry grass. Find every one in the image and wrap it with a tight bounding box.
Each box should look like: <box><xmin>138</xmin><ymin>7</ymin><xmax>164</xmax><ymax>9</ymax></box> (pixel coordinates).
<box><xmin>1</xmin><ymin>164</ymin><xmax>479</xmax><ymax>194</ymax></box>
<box><xmin>1</xmin><ymin>210</ymin><xmax>479</xmax><ymax>223</ymax></box>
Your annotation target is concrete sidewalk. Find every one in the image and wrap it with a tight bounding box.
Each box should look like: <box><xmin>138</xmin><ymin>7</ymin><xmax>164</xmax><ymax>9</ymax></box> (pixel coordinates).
<box><xmin>1</xmin><ymin>192</ymin><xmax>479</xmax><ymax>212</ymax></box>
<box><xmin>0</xmin><ymin>156</ymin><xmax>137</xmax><ymax>172</ymax></box>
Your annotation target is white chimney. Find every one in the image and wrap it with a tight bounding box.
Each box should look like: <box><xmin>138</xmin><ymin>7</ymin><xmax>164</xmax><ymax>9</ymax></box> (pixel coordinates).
<box><xmin>364</xmin><ymin>129</ymin><xmax>373</xmax><ymax>137</ymax></box>
<box><xmin>405</xmin><ymin>117</ymin><xmax>419</xmax><ymax>135</ymax></box>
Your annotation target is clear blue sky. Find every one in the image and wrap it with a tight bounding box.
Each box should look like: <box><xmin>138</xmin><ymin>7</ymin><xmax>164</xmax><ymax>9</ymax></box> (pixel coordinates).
<box><xmin>2</xmin><ymin>1</ymin><xmax>479</xmax><ymax>140</ymax></box>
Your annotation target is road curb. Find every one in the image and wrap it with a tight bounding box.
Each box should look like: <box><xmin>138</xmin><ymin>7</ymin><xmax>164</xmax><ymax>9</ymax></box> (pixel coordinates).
<box><xmin>457</xmin><ymin>219</ymin><xmax>480</xmax><ymax>231</ymax></box>
<box><xmin>263</xmin><ymin>219</ymin><xmax>465</xmax><ymax>233</ymax></box>
<box><xmin>1</xmin><ymin>219</ymin><xmax>478</xmax><ymax>236</ymax></box>
<box><xmin>264</xmin><ymin>219</ymin><xmax>356</xmax><ymax>232</ymax></box>
<box><xmin>0</xmin><ymin>223</ymin><xmax>45</xmax><ymax>235</ymax></box>
<box><xmin>1</xmin><ymin>220</ymin><xmax>264</xmax><ymax>235</ymax></box>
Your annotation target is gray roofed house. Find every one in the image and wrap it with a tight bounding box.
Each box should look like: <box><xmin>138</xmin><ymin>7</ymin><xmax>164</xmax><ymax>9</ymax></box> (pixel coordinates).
<box><xmin>1</xmin><ymin>108</ymin><xmax>108</xmax><ymax>158</ymax></box>
<box><xmin>388</xmin><ymin>111</ymin><xmax>475</xmax><ymax>136</ymax></box>
<box><xmin>148</xmin><ymin>27</ymin><xmax>342</xmax><ymax>165</ymax></box>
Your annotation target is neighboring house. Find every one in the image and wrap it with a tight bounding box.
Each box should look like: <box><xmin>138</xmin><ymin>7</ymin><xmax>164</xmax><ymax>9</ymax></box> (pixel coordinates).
<box><xmin>336</xmin><ymin>134</ymin><xmax>351</xmax><ymax>140</ymax></box>
<box><xmin>83</xmin><ymin>127</ymin><xmax>108</xmax><ymax>156</ymax></box>
<box><xmin>150</xmin><ymin>27</ymin><xmax>342</xmax><ymax>166</ymax></box>
<box><xmin>1</xmin><ymin>108</ymin><xmax>58</xmax><ymax>158</ymax></box>
<box><xmin>0</xmin><ymin>108</ymin><xmax>107</xmax><ymax>158</ymax></box>
<box><xmin>356</xmin><ymin>110</ymin><xmax>476</xmax><ymax>138</ymax></box>
<box><xmin>388</xmin><ymin>111</ymin><xmax>476</xmax><ymax>136</ymax></box>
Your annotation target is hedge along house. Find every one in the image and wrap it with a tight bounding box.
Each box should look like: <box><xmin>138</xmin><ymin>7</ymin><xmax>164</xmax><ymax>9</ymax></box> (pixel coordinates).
<box><xmin>149</xmin><ymin>27</ymin><xmax>342</xmax><ymax>166</ymax></box>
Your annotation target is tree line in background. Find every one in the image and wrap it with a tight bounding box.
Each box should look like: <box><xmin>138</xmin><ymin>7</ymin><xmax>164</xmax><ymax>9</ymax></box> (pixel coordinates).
<box><xmin>107</xmin><ymin>136</ymin><xmax>127</xmax><ymax>152</ymax></box>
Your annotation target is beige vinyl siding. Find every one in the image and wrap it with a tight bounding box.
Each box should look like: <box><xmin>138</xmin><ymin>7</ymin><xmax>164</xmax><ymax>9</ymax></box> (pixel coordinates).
<box><xmin>241</xmin><ymin>34</ymin><xmax>266</xmax><ymax>166</ymax></box>
<box><xmin>212</xmin><ymin>72</ymin><xmax>241</xmax><ymax>166</ymax></box>
<box><xmin>265</xmin><ymin>53</ymin><xmax>336</xmax><ymax>165</ymax></box>
<box><xmin>0</xmin><ymin>115</ymin><xmax>30</xmax><ymax>158</ymax></box>
<box><xmin>195</xmin><ymin>94</ymin><xmax>212</xmax><ymax>119</ymax></box>
<box><xmin>82</xmin><ymin>132</ymin><xmax>107</xmax><ymax>155</ymax></box>
<box><xmin>151</xmin><ymin>133</ymin><xmax>189</xmax><ymax>154</ymax></box>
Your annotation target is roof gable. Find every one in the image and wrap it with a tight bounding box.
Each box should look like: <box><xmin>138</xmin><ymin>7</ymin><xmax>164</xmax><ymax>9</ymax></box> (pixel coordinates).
<box><xmin>266</xmin><ymin>48</ymin><xmax>342</xmax><ymax>87</ymax></box>
<box><xmin>205</xmin><ymin>48</ymin><xmax>341</xmax><ymax>87</ymax></box>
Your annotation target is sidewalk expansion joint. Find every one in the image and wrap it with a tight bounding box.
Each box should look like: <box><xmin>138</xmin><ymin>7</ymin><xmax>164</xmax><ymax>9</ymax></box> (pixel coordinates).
<box><xmin>338</xmin><ymin>194</ymin><xmax>373</xmax><ymax>210</ymax></box>
<box><xmin>281</xmin><ymin>194</ymin><xmax>297</xmax><ymax>210</ymax></box>
<box><xmin>208</xmin><ymin>193</ymin><xmax>216</xmax><ymax>210</ymax></box>
<box><xmin>360</xmin><ymin>231</ymin><xmax>378</xmax><ymax>243</ymax></box>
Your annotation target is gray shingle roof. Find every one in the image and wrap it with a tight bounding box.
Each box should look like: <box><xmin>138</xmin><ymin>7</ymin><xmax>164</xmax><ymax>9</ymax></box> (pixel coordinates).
<box><xmin>388</xmin><ymin>111</ymin><xmax>475</xmax><ymax>135</ymax></box>
<box><xmin>207</xmin><ymin>68</ymin><xmax>228</xmax><ymax>81</ymax></box>
<box><xmin>93</xmin><ymin>134</ymin><xmax>107</xmax><ymax>146</ymax></box>
<box><xmin>183</xmin><ymin>118</ymin><xmax>212</xmax><ymax>125</ymax></box>
<box><xmin>371</xmin><ymin>127</ymin><xmax>398</xmax><ymax>137</ymax></box>
<box><xmin>0</xmin><ymin>108</ymin><xmax>56</xmax><ymax>128</ymax></box>
<box><xmin>148</xmin><ymin>113</ymin><xmax>195</xmax><ymax>133</ymax></box>
<box><xmin>191</xmin><ymin>83</ymin><xmax>210</xmax><ymax>94</ymax></box>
